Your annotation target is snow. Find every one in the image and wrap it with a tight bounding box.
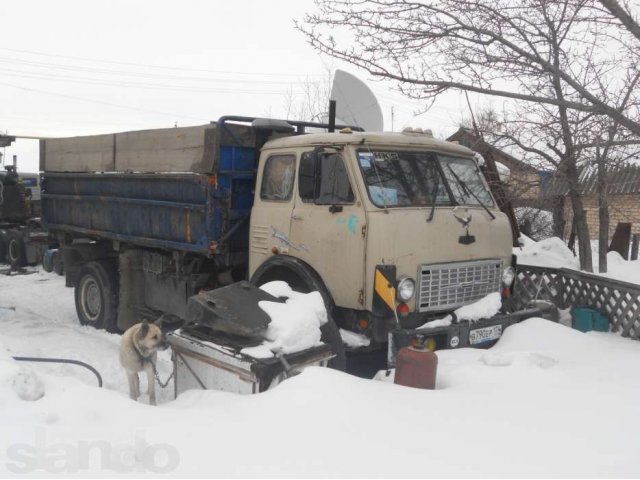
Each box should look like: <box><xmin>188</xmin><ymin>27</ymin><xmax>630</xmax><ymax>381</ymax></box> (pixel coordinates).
<box><xmin>11</xmin><ymin>367</ymin><xmax>45</xmax><ymax>401</ymax></box>
<box><xmin>595</xmin><ymin>251</ymin><xmax>640</xmax><ymax>284</ymax></box>
<box><xmin>515</xmin><ymin>235</ymin><xmax>640</xmax><ymax>285</ymax></box>
<box><xmin>339</xmin><ymin>328</ymin><xmax>371</xmax><ymax>348</ymax></box>
<box><xmin>515</xmin><ymin>235</ymin><xmax>581</xmax><ymax>269</ymax></box>
<box><xmin>419</xmin><ymin>292</ymin><xmax>502</xmax><ymax>329</ymax></box>
<box><xmin>240</xmin><ymin>281</ymin><xmax>327</xmax><ymax>359</ymax></box>
<box><xmin>453</xmin><ymin>291</ymin><xmax>502</xmax><ymax>322</ymax></box>
<box><xmin>2</xmin><ymin>268</ymin><xmax>640</xmax><ymax>476</ymax></box>
<box><xmin>494</xmin><ymin>160</ymin><xmax>511</xmax><ymax>182</ymax></box>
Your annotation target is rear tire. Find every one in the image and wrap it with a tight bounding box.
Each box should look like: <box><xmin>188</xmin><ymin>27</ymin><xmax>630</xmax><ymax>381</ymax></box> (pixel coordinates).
<box><xmin>7</xmin><ymin>231</ymin><xmax>26</xmax><ymax>269</ymax></box>
<box><xmin>74</xmin><ymin>260</ymin><xmax>119</xmax><ymax>332</ymax></box>
<box><xmin>251</xmin><ymin>257</ymin><xmax>347</xmax><ymax>371</ymax></box>
<box><xmin>0</xmin><ymin>230</ymin><xmax>7</xmax><ymax>263</ymax></box>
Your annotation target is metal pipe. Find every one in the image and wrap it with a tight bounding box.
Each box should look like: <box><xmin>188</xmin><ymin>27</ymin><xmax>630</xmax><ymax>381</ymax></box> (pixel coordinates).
<box><xmin>216</xmin><ymin>115</ymin><xmax>364</xmax><ymax>136</ymax></box>
<box><xmin>12</xmin><ymin>356</ymin><xmax>103</xmax><ymax>387</ymax></box>
<box><xmin>328</xmin><ymin>100</ymin><xmax>336</xmax><ymax>133</ymax></box>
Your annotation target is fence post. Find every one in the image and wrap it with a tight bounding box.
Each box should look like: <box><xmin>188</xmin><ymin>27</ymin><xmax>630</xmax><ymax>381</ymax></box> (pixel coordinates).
<box><xmin>631</xmin><ymin>234</ymin><xmax>640</xmax><ymax>261</ymax></box>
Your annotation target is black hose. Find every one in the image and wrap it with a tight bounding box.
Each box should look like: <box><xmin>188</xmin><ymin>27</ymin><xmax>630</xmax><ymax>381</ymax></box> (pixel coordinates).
<box><xmin>12</xmin><ymin>356</ymin><xmax>103</xmax><ymax>388</ymax></box>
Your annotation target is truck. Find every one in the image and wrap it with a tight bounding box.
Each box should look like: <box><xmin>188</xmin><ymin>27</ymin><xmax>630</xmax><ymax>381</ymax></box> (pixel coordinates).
<box><xmin>39</xmin><ymin>116</ymin><xmax>553</xmax><ymax>370</ymax></box>
<box><xmin>0</xmin><ymin>139</ymin><xmax>48</xmax><ymax>270</ymax></box>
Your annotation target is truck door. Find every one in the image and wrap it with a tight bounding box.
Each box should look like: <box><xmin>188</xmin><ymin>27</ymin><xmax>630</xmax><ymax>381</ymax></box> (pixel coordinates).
<box><xmin>248</xmin><ymin>153</ymin><xmax>296</xmax><ymax>276</ymax></box>
<box><xmin>289</xmin><ymin>148</ymin><xmax>366</xmax><ymax>310</ymax></box>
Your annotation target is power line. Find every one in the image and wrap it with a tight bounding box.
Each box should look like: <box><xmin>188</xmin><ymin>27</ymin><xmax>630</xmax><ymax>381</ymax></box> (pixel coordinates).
<box><xmin>0</xmin><ymin>81</ymin><xmax>208</xmax><ymax>122</ymax></box>
<box><xmin>0</xmin><ymin>56</ymin><xmax>327</xmax><ymax>86</ymax></box>
<box><xmin>0</xmin><ymin>47</ymin><xmax>326</xmax><ymax>78</ymax></box>
<box><xmin>0</xmin><ymin>67</ymin><xmax>288</xmax><ymax>94</ymax></box>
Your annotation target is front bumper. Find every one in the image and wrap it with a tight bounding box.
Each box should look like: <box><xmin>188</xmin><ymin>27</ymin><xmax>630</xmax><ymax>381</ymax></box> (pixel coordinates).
<box><xmin>387</xmin><ymin>302</ymin><xmax>558</xmax><ymax>366</ymax></box>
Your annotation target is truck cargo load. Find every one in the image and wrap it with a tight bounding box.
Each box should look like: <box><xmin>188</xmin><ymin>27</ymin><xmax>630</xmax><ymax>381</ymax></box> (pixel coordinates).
<box><xmin>41</xmin><ymin>120</ymin><xmax>264</xmax><ymax>257</ymax></box>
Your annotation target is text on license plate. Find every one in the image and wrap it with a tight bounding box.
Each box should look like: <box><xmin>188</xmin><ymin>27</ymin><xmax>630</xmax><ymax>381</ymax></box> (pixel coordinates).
<box><xmin>469</xmin><ymin>325</ymin><xmax>503</xmax><ymax>345</ymax></box>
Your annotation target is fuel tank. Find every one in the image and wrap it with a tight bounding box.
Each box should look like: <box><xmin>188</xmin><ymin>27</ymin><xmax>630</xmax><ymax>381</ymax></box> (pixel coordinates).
<box><xmin>394</xmin><ymin>346</ymin><xmax>438</xmax><ymax>389</ymax></box>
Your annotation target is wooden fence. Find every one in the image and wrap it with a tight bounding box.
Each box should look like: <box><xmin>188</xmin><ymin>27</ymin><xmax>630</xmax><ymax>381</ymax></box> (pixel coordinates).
<box><xmin>514</xmin><ymin>264</ymin><xmax>640</xmax><ymax>340</ymax></box>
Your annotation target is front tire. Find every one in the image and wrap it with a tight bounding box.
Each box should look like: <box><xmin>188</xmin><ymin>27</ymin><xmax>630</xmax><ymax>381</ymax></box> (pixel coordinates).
<box><xmin>251</xmin><ymin>257</ymin><xmax>347</xmax><ymax>371</ymax></box>
<box><xmin>74</xmin><ymin>260</ymin><xmax>119</xmax><ymax>332</ymax></box>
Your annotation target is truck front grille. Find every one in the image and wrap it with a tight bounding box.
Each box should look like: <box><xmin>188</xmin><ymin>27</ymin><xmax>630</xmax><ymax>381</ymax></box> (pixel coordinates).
<box><xmin>417</xmin><ymin>259</ymin><xmax>502</xmax><ymax>312</ymax></box>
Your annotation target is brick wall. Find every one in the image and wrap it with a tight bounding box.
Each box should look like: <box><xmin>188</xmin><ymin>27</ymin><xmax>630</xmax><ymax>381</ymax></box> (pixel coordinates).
<box><xmin>563</xmin><ymin>194</ymin><xmax>640</xmax><ymax>239</ymax></box>
<box><xmin>505</xmin><ymin>170</ymin><xmax>541</xmax><ymax>205</ymax></box>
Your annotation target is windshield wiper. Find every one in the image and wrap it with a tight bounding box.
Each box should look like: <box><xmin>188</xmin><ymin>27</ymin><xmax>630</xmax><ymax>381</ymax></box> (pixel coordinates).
<box><xmin>427</xmin><ymin>174</ymin><xmax>439</xmax><ymax>222</ymax></box>
<box><xmin>446</xmin><ymin>164</ymin><xmax>496</xmax><ymax>221</ymax></box>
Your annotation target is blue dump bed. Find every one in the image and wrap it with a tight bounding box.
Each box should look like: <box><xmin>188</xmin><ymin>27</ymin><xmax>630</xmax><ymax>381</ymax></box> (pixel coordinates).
<box><xmin>41</xmin><ymin>122</ymin><xmax>258</xmax><ymax>259</ymax></box>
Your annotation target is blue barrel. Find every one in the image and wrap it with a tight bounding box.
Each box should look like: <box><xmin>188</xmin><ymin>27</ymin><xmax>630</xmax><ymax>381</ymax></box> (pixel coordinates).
<box><xmin>42</xmin><ymin>249</ymin><xmax>57</xmax><ymax>273</ymax></box>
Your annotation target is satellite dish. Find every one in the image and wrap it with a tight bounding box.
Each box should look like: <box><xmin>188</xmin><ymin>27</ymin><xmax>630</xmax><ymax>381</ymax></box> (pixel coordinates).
<box><xmin>330</xmin><ymin>70</ymin><xmax>384</xmax><ymax>132</ymax></box>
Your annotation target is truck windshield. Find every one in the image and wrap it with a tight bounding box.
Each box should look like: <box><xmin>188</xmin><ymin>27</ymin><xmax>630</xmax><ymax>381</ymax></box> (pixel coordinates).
<box><xmin>356</xmin><ymin>150</ymin><xmax>451</xmax><ymax>207</ymax></box>
<box><xmin>357</xmin><ymin>149</ymin><xmax>494</xmax><ymax>209</ymax></box>
<box><xmin>439</xmin><ymin>155</ymin><xmax>494</xmax><ymax>207</ymax></box>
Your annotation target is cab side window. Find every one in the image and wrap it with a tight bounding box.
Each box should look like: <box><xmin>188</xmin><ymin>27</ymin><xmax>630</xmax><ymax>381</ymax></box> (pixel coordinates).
<box><xmin>299</xmin><ymin>152</ymin><xmax>354</xmax><ymax>205</ymax></box>
<box><xmin>260</xmin><ymin>155</ymin><xmax>295</xmax><ymax>201</ymax></box>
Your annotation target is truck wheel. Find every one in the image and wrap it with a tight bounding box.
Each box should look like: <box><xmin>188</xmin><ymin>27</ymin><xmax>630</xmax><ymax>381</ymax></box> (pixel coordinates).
<box><xmin>7</xmin><ymin>231</ymin><xmax>27</xmax><ymax>269</ymax></box>
<box><xmin>251</xmin><ymin>257</ymin><xmax>347</xmax><ymax>371</ymax></box>
<box><xmin>0</xmin><ymin>230</ymin><xmax>7</xmax><ymax>263</ymax></box>
<box><xmin>74</xmin><ymin>261</ymin><xmax>119</xmax><ymax>332</ymax></box>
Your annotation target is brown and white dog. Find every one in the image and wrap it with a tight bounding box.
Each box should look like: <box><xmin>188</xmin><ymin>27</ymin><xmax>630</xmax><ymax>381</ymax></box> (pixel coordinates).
<box><xmin>119</xmin><ymin>320</ymin><xmax>167</xmax><ymax>405</ymax></box>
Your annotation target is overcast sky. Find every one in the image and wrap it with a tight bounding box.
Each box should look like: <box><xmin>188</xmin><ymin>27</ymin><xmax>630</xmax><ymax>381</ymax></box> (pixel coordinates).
<box><xmin>0</xmin><ymin>0</ymin><xmax>471</xmax><ymax>172</ymax></box>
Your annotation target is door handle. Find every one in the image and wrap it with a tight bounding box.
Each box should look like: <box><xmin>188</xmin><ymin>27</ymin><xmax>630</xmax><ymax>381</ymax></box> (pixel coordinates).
<box><xmin>291</xmin><ymin>214</ymin><xmax>304</xmax><ymax>221</ymax></box>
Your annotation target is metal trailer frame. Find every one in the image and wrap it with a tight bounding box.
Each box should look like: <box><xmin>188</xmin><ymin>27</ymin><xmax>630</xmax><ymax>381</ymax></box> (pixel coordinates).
<box><xmin>168</xmin><ymin>329</ymin><xmax>334</xmax><ymax>395</ymax></box>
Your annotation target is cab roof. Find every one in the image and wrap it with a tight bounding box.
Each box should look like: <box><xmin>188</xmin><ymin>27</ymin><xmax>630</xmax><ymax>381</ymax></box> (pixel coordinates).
<box><xmin>262</xmin><ymin>130</ymin><xmax>474</xmax><ymax>157</ymax></box>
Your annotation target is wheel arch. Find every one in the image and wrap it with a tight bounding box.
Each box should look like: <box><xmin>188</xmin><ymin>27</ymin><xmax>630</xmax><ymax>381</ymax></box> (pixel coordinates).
<box><xmin>250</xmin><ymin>255</ymin><xmax>336</xmax><ymax>310</ymax></box>
<box><xmin>250</xmin><ymin>255</ymin><xmax>346</xmax><ymax>370</ymax></box>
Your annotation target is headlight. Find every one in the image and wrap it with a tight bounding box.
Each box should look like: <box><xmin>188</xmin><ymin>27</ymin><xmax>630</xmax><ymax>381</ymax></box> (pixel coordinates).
<box><xmin>396</xmin><ymin>276</ymin><xmax>416</xmax><ymax>302</ymax></box>
<box><xmin>502</xmin><ymin>266</ymin><xmax>515</xmax><ymax>286</ymax></box>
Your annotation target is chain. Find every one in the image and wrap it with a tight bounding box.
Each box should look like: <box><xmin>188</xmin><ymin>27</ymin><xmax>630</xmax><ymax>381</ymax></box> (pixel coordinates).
<box><xmin>151</xmin><ymin>361</ymin><xmax>174</xmax><ymax>389</ymax></box>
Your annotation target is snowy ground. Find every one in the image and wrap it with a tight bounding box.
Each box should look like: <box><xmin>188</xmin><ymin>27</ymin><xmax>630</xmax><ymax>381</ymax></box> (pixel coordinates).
<box><xmin>515</xmin><ymin>235</ymin><xmax>640</xmax><ymax>284</ymax></box>
<box><xmin>1</xmin><ymin>268</ymin><xmax>640</xmax><ymax>477</ymax></box>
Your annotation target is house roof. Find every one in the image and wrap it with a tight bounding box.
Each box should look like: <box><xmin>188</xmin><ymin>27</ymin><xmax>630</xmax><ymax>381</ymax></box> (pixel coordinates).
<box><xmin>544</xmin><ymin>163</ymin><xmax>640</xmax><ymax>196</ymax></box>
<box><xmin>446</xmin><ymin>128</ymin><xmax>538</xmax><ymax>173</ymax></box>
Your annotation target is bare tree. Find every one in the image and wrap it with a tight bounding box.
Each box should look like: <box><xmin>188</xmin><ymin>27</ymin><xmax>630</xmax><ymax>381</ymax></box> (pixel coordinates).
<box><xmin>282</xmin><ymin>72</ymin><xmax>332</xmax><ymax>122</ymax></box>
<box><xmin>300</xmin><ymin>0</ymin><xmax>640</xmax><ymax>271</ymax></box>
<box><xmin>300</xmin><ymin>0</ymin><xmax>640</xmax><ymax>134</ymax></box>
<box><xmin>598</xmin><ymin>0</ymin><xmax>640</xmax><ymax>42</ymax></box>
<box><xmin>474</xmin><ymin>83</ymin><xmax>639</xmax><ymax>272</ymax></box>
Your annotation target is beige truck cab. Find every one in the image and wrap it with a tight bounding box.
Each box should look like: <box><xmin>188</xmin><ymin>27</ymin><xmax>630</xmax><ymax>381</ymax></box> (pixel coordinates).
<box><xmin>248</xmin><ymin>128</ymin><xmax>518</xmax><ymax>359</ymax></box>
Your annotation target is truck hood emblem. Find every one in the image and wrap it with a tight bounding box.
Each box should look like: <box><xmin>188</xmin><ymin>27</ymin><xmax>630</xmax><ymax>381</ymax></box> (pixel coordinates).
<box><xmin>452</xmin><ymin>207</ymin><xmax>476</xmax><ymax>245</ymax></box>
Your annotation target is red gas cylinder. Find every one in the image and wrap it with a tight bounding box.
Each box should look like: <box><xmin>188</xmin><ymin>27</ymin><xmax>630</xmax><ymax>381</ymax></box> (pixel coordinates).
<box><xmin>394</xmin><ymin>346</ymin><xmax>438</xmax><ymax>389</ymax></box>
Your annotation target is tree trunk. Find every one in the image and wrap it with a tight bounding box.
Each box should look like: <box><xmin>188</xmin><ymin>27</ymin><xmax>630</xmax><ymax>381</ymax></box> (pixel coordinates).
<box><xmin>565</xmin><ymin>165</ymin><xmax>593</xmax><ymax>272</ymax></box>
<box><xmin>597</xmin><ymin>150</ymin><xmax>609</xmax><ymax>273</ymax></box>
<box><xmin>551</xmin><ymin>196</ymin><xmax>566</xmax><ymax>239</ymax></box>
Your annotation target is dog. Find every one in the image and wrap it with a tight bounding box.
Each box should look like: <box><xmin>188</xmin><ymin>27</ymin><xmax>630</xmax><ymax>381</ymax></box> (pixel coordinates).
<box><xmin>119</xmin><ymin>320</ymin><xmax>167</xmax><ymax>405</ymax></box>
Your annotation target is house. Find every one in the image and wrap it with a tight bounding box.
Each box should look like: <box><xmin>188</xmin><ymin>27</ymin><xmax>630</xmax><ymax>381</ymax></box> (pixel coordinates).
<box><xmin>544</xmin><ymin>164</ymin><xmax>640</xmax><ymax>240</ymax></box>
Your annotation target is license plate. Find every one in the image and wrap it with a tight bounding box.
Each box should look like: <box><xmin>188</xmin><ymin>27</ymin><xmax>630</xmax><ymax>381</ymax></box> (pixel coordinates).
<box><xmin>469</xmin><ymin>324</ymin><xmax>503</xmax><ymax>345</ymax></box>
